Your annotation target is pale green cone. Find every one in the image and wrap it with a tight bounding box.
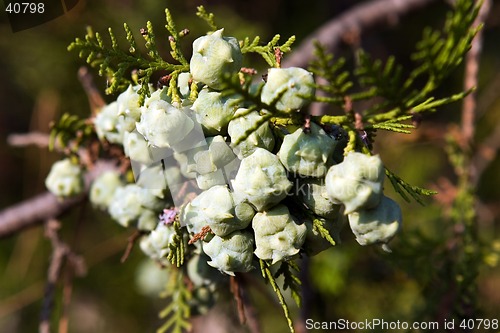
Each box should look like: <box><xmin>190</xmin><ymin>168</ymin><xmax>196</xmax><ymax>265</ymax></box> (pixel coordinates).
<box><xmin>348</xmin><ymin>195</ymin><xmax>402</xmax><ymax>251</ymax></box>
<box><xmin>187</xmin><ymin>253</ymin><xmax>227</xmax><ymax>287</ymax></box>
<box><xmin>136</xmin><ymin>100</ymin><xmax>194</xmax><ymax>148</ymax></box>
<box><xmin>108</xmin><ymin>184</ymin><xmax>163</xmax><ymax>228</ymax></box>
<box><xmin>177</xmin><ymin>72</ymin><xmax>193</xmax><ymax>99</ymax></box>
<box><xmin>45</xmin><ymin>158</ymin><xmax>84</xmax><ymax>198</ymax></box>
<box><xmin>180</xmin><ymin>201</ymin><xmax>207</xmax><ymax>235</ymax></box>
<box><xmin>181</xmin><ymin>185</ymin><xmax>254</xmax><ymax>237</ymax></box>
<box><xmin>294</xmin><ymin>177</ymin><xmax>340</xmax><ymax>219</ymax></box>
<box><xmin>135</xmin><ymin>162</ymin><xmax>168</xmax><ymax>199</ymax></box>
<box><xmin>279</xmin><ymin>123</ymin><xmax>337</xmax><ymax>177</ymax></box>
<box><xmin>116</xmin><ymin>84</ymin><xmax>143</xmax><ymax>129</ymax></box>
<box><xmin>147</xmin><ymin>222</ymin><xmax>177</xmax><ymax>257</ymax></box>
<box><xmin>190</xmin><ymin>29</ymin><xmax>242</xmax><ymax>90</ymax></box>
<box><xmin>89</xmin><ymin>170</ymin><xmax>124</xmax><ymax>210</ymax></box>
<box><xmin>252</xmin><ymin>204</ymin><xmax>307</xmax><ymax>265</ymax></box>
<box><xmin>195</xmin><ymin>170</ymin><xmax>226</xmax><ymax>190</ymax></box>
<box><xmin>123</xmin><ymin>130</ymin><xmax>154</xmax><ymax>165</ymax></box>
<box><xmin>231</xmin><ymin>148</ymin><xmax>292</xmax><ymax>211</ymax></box>
<box><xmin>227</xmin><ymin>109</ymin><xmax>275</xmax><ymax>159</ymax></box>
<box><xmin>261</xmin><ymin>67</ymin><xmax>315</xmax><ymax>113</ymax></box>
<box><xmin>202</xmin><ymin>231</ymin><xmax>255</xmax><ymax>275</ymax></box>
<box><xmin>325</xmin><ymin>152</ymin><xmax>385</xmax><ymax>214</ymax></box>
<box><xmin>94</xmin><ymin>101</ymin><xmax>122</xmax><ymax>144</ymax></box>
<box><xmin>191</xmin><ymin>87</ymin><xmax>240</xmax><ymax>135</ymax></box>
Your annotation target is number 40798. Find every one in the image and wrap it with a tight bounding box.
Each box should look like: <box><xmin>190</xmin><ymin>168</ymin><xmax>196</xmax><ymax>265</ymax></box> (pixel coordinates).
<box><xmin>5</xmin><ymin>2</ymin><xmax>45</xmax><ymax>14</ymax></box>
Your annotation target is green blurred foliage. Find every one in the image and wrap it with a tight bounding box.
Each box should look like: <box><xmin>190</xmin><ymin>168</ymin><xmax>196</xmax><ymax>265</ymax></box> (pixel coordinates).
<box><xmin>1</xmin><ymin>1</ymin><xmax>499</xmax><ymax>333</ymax></box>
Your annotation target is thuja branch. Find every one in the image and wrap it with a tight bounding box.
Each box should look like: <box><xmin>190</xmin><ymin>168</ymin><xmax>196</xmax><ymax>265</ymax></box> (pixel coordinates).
<box><xmin>241</xmin><ymin>34</ymin><xmax>296</xmax><ymax>68</ymax></box>
<box><xmin>68</xmin><ymin>10</ymin><xmax>190</xmax><ymax>104</ymax></box>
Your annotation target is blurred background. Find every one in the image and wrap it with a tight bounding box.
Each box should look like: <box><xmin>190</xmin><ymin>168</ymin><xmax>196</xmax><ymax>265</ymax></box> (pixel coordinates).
<box><xmin>0</xmin><ymin>0</ymin><xmax>499</xmax><ymax>332</ymax></box>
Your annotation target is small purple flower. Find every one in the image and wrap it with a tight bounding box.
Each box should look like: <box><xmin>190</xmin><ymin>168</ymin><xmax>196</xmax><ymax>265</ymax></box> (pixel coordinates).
<box><xmin>159</xmin><ymin>208</ymin><xmax>178</xmax><ymax>225</ymax></box>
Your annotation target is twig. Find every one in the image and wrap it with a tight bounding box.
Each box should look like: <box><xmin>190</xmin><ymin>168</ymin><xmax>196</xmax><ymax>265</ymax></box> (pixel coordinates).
<box><xmin>0</xmin><ymin>192</ymin><xmax>82</xmax><ymax>240</ymax></box>
<box><xmin>39</xmin><ymin>219</ymin><xmax>86</xmax><ymax>333</ymax></box>
<box><xmin>7</xmin><ymin>132</ymin><xmax>51</xmax><ymax>148</ymax></box>
<box><xmin>461</xmin><ymin>0</ymin><xmax>493</xmax><ymax>187</ymax></box>
<box><xmin>461</xmin><ymin>0</ymin><xmax>492</xmax><ymax>150</ymax></box>
<box><xmin>58</xmin><ymin>271</ymin><xmax>73</xmax><ymax>333</ymax></box>
<box><xmin>241</xmin><ymin>283</ymin><xmax>261</xmax><ymax>333</ymax></box>
<box><xmin>120</xmin><ymin>230</ymin><xmax>145</xmax><ymax>263</ymax></box>
<box><xmin>283</xmin><ymin>0</ymin><xmax>438</xmax><ymax>69</ymax></box>
<box><xmin>230</xmin><ymin>274</ymin><xmax>246</xmax><ymax>325</ymax></box>
<box><xmin>39</xmin><ymin>220</ymin><xmax>65</xmax><ymax>333</ymax></box>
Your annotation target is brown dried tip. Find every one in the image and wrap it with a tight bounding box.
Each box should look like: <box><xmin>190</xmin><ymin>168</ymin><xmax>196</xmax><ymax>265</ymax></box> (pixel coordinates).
<box><xmin>188</xmin><ymin>225</ymin><xmax>212</xmax><ymax>244</ymax></box>
<box><xmin>411</xmin><ymin>112</ymin><xmax>423</xmax><ymax>128</ymax></box>
<box><xmin>274</xmin><ymin>47</ymin><xmax>283</xmax><ymax>68</ymax></box>
<box><xmin>240</xmin><ymin>67</ymin><xmax>258</xmax><ymax>75</ymax></box>
<box><xmin>158</xmin><ymin>74</ymin><xmax>172</xmax><ymax>88</ymax></box>
<box><xmin>303</xmin><ymin>114</ymin><xmax>311</xmax><ymax>134</ymax></box>
<box><xmin>343</xmin><ymin>95</ymin><xmax>353</xmax><ymax>114</ymax></box>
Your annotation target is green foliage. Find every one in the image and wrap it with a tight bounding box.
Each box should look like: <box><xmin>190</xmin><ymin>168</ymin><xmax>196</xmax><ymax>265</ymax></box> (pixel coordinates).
<box><xmin>309</xmin><ymin>43</ymin><xmax>352</xmax><ymax>106</ymax></box>
<box><xmin>370</xmin><ymin>115</ymin><xmax>414</xmax><ymax>134</ymax></box>
<box><xmin>166</xmin><ymin>219</ymin><xmax>187</xmax><ymax>267</ymax></box>
<box><xmin>260</xmin><ymin>259</ymin><xmax>295</xmax><ymax>333</ymax></box>
<box><xmin>311</xmin><ymin>0</ymin><xmax>480</xmax><ymax>126</ymax></box>
<box><xmin>49</xmin><ymin>113</ymin><xmax>94</xmax><ymax>152</ymax></box>
<box><xmin>196</xmin><ymin>6</ymin><xmax>218</xmax><ymax>31</ymax></box>
<box><xmin>308</xmin><ymin>0</ymin><xmax>480</xmax><ymax>204</ymax></box>
<box><xmin>68</xmin><ymin>10</ymin><xmax>190</xmax><ymax>105</ymax></box>
<box><xmin>157</xmin><ymin>267</ymin><xmax>192</xmax><ymax>333</ymax></box>
<box><xmin>385</xmin><ymin>168</ymin><xmax>438</xmax><ymax>205</ymax></box>
<box><xmin>240</xmin><ymin>34</ymin><xmax>296</xmax><ymax>68</ymax></box>
<box><xmin>408</xmin><ymin>0</ymin><xmax>480</xmax><ymax>103</ymax></box>
<box><xmin>354</xmin><ymin>0</ymin><xmax>479</xmax><ymax>116</ymax></box>
<box><xmin>312</xmin><ymin>218</ymin><xmax>337</xmax><ymax>246</ymax></box>
<box><xmin>275</xmin><ymin>261</ymin><xmax>302</xmax><ymax>307</ymax></box>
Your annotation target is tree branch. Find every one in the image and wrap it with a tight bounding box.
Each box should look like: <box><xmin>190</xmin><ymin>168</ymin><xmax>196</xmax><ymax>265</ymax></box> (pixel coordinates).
<box><xmin>283</xmin><ymin>0</ymin><xmax>439</xmax><ymax>69</ymax></box>
<box><xmin>39</xmin><ymin>219</ymin><xmax>86</xmax><ymax>333</ymax></box>
<box><xmin>0</xmin><ymin>160</ymin><xmax>116</xmax><ymax>239</ymax></box>
<box><xmin>7</xmin><ymin>132</ymin><xmax>51</xmax><ymax>148</ymax></box>
<box><xmin>462</xmin><ymin>0</ymin><xmax>491</xmax><ymax>148</ymax></box>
